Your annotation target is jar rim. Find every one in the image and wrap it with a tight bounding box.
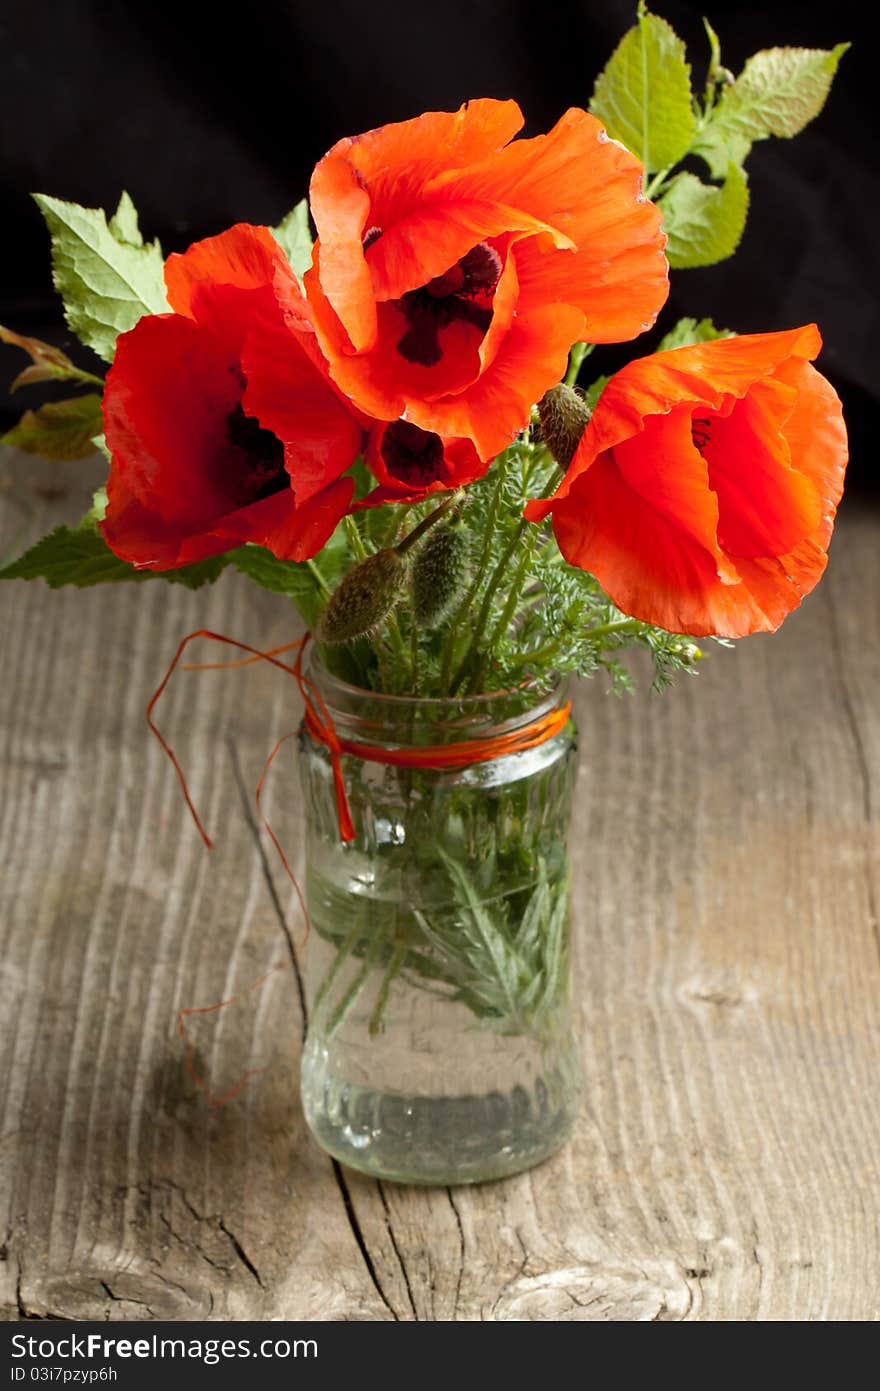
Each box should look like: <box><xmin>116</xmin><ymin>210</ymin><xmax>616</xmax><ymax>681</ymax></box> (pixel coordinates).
<box><xmin>306</xmin><ymin>642</ymin><xmax>564</xmax><ymax>715</ymax></box>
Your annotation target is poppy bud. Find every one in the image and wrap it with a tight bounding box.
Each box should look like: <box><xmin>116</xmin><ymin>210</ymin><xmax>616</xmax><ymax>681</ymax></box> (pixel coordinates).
<box><xmin>411</xmin><ymin>517</ymin><xmax>471</xmax><ymax>627</ymax></box>
<box><xmin>538</xmin><ymin>384</ymin><xmax>592</xmax><ymax>469</ymax></box>
<box><xmin>319</xmin><ymin>548</ymin><xmax>407</xmax><ymax>643</ymax></box>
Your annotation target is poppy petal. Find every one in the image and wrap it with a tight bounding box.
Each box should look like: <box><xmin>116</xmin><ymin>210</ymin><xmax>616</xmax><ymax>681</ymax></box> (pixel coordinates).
<box><xmin>309</xmin><ymin>101</ymin><xmax>525</xmax><ymax>348</ymax></box>
<box><xmin>611</xmin><ymin>407</ymin><xmax>738</xmax><ymax>582</ymax></box>
<box><xmin>103</xmin><ymin>313</ymin><xmax>243</xmax><ymax>526</ymax></box>
<box><xmin>771</xmin><ymin>356</ymin><xmax>848</xmax><ymax>544</ymax></box>
<box><xmin>165</xmin><ymin>223</ymin><xmax>298</xmax><ymax>316</ymax></box>
<box><xmin>551</xmin><ymin>455</ymin><xmax>774</xmax><ymax>637</ymax></box>
<box><xmin>407</xmin><ymin>301</ymin><xmax>586</xmax><ymax>459</ymax></box>
<box><xmin>533</xmin><ymin>325</ymin><xmax>847</xmax><ymax>638</ymax></box>
<box><xmin>240</xmin><ymin>317</ymin><xmax>364</xmax><ymax>504</ymax></box>
<box><xmin>101</xmin><ymin>471</ymin><xmax>235</xmax><ymax>570</ymax></box>
<box><xmin>704</xmin><ymin>377</ymin><xmax>823</xmax><ymax>558</ymax></box>
<box><xmin>359</xmin><ymin>423</ymin><xmax>488</xmax><ymax>505</ymax></box>
<box><xmin>533</xmin><ymin>324</ymin><xmax>826</xmax><ymax>518</ymax></box>
<box><xmin>430</xmin><ymin>108</ymin><xmax>668</xmax><ymax>340</ymax></box>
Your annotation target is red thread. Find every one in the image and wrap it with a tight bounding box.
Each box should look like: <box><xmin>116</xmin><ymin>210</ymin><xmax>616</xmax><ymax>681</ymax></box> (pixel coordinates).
<box><xmin>150</xmin><ymin>627</ymin><xmax>572</xmax><ymax>1107</ymax></box>
<box><xmin>176</xmin><ymin>963</ymin><xmax>285</xmax><ymax>1107</ymax></box>
<box><xmin>148</xmin><ymin>626</ymin><xmax>572</xmax><ymax>850</ymax></box>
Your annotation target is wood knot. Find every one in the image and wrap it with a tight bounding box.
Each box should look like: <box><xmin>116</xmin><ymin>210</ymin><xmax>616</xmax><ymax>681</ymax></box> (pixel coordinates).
<box><xmin>492</xmin><ymin>1262</ymin><xmax>691</xmax><ymax>1321</ymax></box>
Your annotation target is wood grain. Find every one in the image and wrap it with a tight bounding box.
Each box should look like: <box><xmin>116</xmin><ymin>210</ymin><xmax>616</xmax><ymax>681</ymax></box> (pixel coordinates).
<box><xmin>1</xmin><ymin>447</ymin><xmax>878</xmax><ymax>1321</ymax></box>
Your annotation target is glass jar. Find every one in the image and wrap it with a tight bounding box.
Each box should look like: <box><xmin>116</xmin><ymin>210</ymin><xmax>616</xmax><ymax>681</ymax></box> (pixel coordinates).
<box><xmin>298</xmin><ymin>652</ymin><xmax>582</xmax><ymax>1184</ymax></box>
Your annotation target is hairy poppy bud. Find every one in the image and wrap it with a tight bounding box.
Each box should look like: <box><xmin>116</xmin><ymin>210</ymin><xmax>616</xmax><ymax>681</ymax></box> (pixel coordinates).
<box><xmin>319</xmin><ymin>548</ymin><xmax>407</xmax><ymax>643</ymax></box>
<box><xmin>538</xmin><ymin>384</ymin><xmax>591</xmax><ymax>469</ymax></box>
<box><xmin>411</xmin><ymin>517</ymin><xmax>470</xmax><ymax>627</ymax></box>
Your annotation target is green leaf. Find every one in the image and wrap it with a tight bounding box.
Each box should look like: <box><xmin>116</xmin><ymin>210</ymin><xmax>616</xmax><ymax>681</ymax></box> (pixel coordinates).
<box><xmin>693</xmin><ymin>43</ymin><xmax>849</xmax><ymax>178</ymax></box>
<box><xmin>85</xmin><ymin>485</ymin><xmax>108</xmax><ymax>524</ymax></box>
<box><xmin>655</xmin><ymin>316</ymin><xmax>735</xmax><ymax>351</ymax></box>
<box><xmin>0</xmin><ymin>511</ymin><xmax>229</xmax><ymax>589</ymax></box>
<box><xmin>0</xmin><ymin>323</ymin><xmax>104</xmax><ymax>392</ymax></box>
<box><xmin>1</xmin><ymin>393</ymin><xmax>105</xmax><ymax>460</ymax></box>
<box><xmin>659</xmin><ymin>163</ymin><xmax>749</xmax><ymax>268</ymax></box>
<box><xmin>271</xmin><ymin>199</ymin><xmax>313</xmax><ymax>283</ymax></box>
<box><xmin>590</xmin><ymin>3</ymin><xmax>696</xmax><ymax>171</ymax></box>
<box><xmin>33</xmin><ymin>191</ymin><xmax>169</xmax><ymax>362</ymax></box>
<box><xmin>107</xmin><ymin>190</ymin><xmax>144</xmax><ymax>246</ymax></box>
<box><xmin>231</xmin><ymin>544</ymin><xmax>331</xmax><ymax>628</ymax></box>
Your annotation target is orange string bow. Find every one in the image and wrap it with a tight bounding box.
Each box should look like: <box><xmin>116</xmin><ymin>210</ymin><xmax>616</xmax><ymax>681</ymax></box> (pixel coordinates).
<box><xmin>148</xmin><ymin>628</ymin><xmax>572</xmax><ymax>856</ymax></box>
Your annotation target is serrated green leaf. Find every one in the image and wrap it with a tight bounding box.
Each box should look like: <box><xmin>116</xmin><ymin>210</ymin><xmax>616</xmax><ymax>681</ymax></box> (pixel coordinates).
<box><xmin>659</xmin><ymin>163</ymin><xmax>749</xmax><ymax>268</ymax></box>
<box><xmin>693</xmin><ymin>43</ymin><xmax>849</xmax><ymax>178</ymax></box>
<box><xmin>0</xmin><ymin>512</ymin><xmax>229</xmax><ymax>589</ymax></box>
<box><xmin>590</xmin><ymin>4</ymin><xmax>696</xmax><ymax>171</ymax></box>
<box><xmin>107</xmin><ymin>191</ymin><xmax>143</xmax><ymax>246</ymax></box>
<box><xmin>270</xmin><ymin>199</ymin><xmax>313</xmax><ymax>284</ymax></box>
<box><xmin>33</xmin><ymin>192</ymin><xmax>169</xmax><ymax>362</ymax></box>
<box><xmin>231</xmin><ymin>543</ymin><xmax>332</xmax><ymax>627</ymax></box>
<box><xmin>85</xmin><ymin>485</ymin><xmax>108</xmax><ymax>524</ymax></box>
<box><xmin>1</xmin><ymin>393</ymin><xmax>104</xmax><ymax>460</ymax></box>
<box><xmin>655</xmin><ymin>316</ymin><xmax>735</xmax><ymax>351</ymax></box>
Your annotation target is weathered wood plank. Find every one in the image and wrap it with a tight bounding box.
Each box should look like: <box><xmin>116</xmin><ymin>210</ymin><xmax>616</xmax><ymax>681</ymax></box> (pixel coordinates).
<box><xmin>1</xmin><ymin>448</ymin><xmax>878</xmax><ymax>1320</ymax></box>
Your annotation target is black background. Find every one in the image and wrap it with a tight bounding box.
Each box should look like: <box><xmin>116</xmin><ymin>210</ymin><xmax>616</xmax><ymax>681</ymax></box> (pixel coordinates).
<box><xmin>1</xmin><ymin>0</ymin><xmax>876</xmax><ymax>488</ymax></box>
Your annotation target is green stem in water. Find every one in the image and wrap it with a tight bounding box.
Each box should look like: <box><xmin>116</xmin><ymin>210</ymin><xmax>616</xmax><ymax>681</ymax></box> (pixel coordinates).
<box><xmin>368</xmin><ymin>938</ymin><xmax>409</xmax><ymax>1038</ymax></box>
<box><xmin>313</xmin><ymin>918</ymin><xmax>367</xmax><ymax>1015</ymax></box>
<box><xmin>326</xmin><ymin>932</ymin><xmax>387</xmax><ymax>1038</ymax></box>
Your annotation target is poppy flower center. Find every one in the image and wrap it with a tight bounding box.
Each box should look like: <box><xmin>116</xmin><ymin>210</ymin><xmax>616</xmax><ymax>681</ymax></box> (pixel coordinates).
<box><xmin>226</xmin><ymin>404</ymin><xmax>288</xmax><ymax>500</ymax></box>
<box><xmin>395</xmin><ymin>241</ymin><xmax>503</xmax><ymax>368</ymax></box>
<box><xmin>381</xmin><ymin>420</ymin><xmax>448</xmax><ymax>486</ymax></box>
<box><xmin>691</xmin><ymin>416</ymin><xmax>713</xmax><ymax>454</ymax></box>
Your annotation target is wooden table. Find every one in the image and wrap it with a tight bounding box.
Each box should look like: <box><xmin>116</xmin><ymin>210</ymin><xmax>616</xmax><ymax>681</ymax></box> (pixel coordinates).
<box><xmin>1</xmin><ymin>447</ymin><xmax>878</xmax><ymax>1322</ymax></box>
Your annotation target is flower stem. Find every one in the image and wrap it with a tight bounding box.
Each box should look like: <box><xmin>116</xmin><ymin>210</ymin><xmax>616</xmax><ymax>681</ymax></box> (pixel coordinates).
<box><xmin>396</xmin><ymin>491</ymin><xmax>462</xmax><ymax>555</ymax></box>
<box><xmin>473</xmin><ymin>526</ymin><xmax>542</xmax><ymax>691</ymax></box>
<box><xmin>644</xmin><ymin>166</ymin><xmax>672</xmax><ymax>200</ymax></box>
<box><xmin>585</xmin><ymin>617</ymin><xmax>642</xmax><ymax>642</ymax></box>
<box><xmin>440</xmin><ymin>456</ymin><xmax>507</xmax><ymax>689</ymax></box>
<box><xmin>449</xmin><ymin>520</ymin><xmax>527</xmax><ymax>694</ymax></box>
<box><xmin>506</xmin><ymin>640</ymin><xmax>561</xmax><ymax>674</ymax></box>
<box><xmin>343</xmin><ymin>515</ymin><xmax>368</xmax><ymax>562</ymax></box>
<box><xmin>306</xmin><ymin>558</ymin><xmax>330</xmax><ymax>597</ymax></box>
<box><xmin>564</xmin><ymin>341</ymin><xmax>594</xmax><ymax>386</ymax></box>
<box><xmin>368</xmin><ymin>937</ymin><xmax>409</xmax><ymax>1038</ymax></box>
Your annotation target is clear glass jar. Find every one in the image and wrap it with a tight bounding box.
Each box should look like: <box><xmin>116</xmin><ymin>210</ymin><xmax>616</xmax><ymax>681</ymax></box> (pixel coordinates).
<box><xmin>298</xmin><ymin>652</ymin><xmax>582</xmax><ymax>1184</ymax></box>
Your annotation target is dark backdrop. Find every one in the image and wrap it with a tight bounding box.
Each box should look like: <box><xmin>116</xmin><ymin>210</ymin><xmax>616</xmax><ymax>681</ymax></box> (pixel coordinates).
<box><xmin>1</xmin><ymin>0</ymin><xmax>876</xmax><ymax>486</ymax></box>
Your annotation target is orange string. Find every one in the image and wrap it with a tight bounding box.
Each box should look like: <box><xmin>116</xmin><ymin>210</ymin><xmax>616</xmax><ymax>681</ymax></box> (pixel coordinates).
<box><xmin>176</xmin><ymin>963</ymin><xmax>285</xmax><ymax>1107</ymax></box>
<box><xmin>148</xmin><ymin>626</ymin><xmax>572</xmax><ymax>852</ymax></box>
<box><xmin>150</xmin><ymin>627</ymin><xmax>572</xmax><ymax>1108</ymax></box>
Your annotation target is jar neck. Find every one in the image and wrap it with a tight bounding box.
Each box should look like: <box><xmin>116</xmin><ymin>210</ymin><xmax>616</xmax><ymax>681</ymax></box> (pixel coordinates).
<box><xmin>306</xmin><ymin>648</ymin><xmax>568</xmax><ymax>749</ymax></box>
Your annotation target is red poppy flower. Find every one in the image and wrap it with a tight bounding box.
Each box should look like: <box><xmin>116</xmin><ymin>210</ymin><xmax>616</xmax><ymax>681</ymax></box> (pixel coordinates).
<box><xmin>355</xmin><ymin>421</ymin><xmax>490</xmax><ymax>507</ymax></box>
<box><xmin>304</xmin><ymin>100</ymin><xmax>668</xmax><ymax>460</ymax></box>
<box><xmin>526</xmin><ymin>326</ymin><xmax>848</xmax><ymax>638</ymax></box>
<box><xmin>101</xmin><ymin>224</ymin><xmax>364</xmax><ymax>570</ymax></box>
